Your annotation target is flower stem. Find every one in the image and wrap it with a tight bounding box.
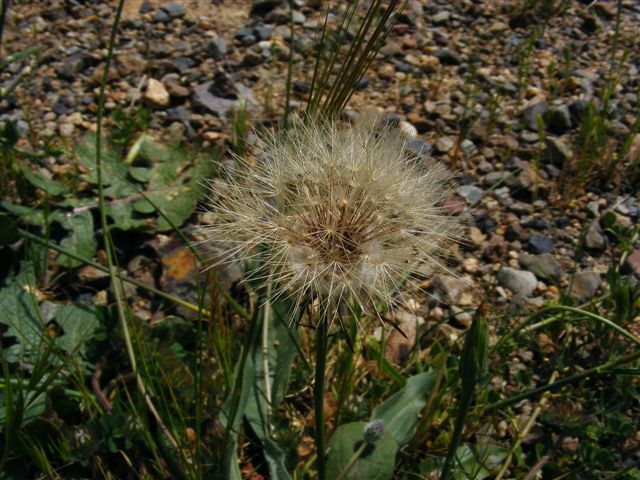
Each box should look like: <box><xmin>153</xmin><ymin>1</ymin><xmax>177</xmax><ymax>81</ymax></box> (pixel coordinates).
<box><xmin>315</xmin><ymin>313</ymin><xmax>329</xmax><ymax>480</ymax></box>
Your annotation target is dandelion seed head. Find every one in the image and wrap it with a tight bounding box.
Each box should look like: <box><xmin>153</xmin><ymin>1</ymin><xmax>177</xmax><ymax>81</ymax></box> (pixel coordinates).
<box><xmin>202</xmin><ymin>119</ymin><xmax>461</xmax><ymax>324</ymax></box>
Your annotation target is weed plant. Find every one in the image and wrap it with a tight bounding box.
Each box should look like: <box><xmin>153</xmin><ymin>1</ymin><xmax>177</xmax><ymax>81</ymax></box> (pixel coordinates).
<box><xmin>0</xmin><ymin>1</ymin><xmax>639</xmax><ymax>479</ymax></box>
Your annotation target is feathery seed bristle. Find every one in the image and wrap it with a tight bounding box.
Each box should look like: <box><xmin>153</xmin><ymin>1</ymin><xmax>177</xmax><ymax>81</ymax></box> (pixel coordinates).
<box><xmin>201</xmin><ymin>120</ymin><xmax>461</xmax><ymax>324</ymax></box>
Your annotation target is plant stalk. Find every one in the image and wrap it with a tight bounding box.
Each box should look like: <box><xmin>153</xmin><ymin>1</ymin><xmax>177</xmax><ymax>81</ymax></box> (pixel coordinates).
<box><xmin>315</xmin><ymin>312</ymin><xmax>329</xmax><ymax>480</ymax></box>
<box><xmin>485</xmin><ymin>349</ymin><xmax>640</xmax><ymax>412</ymax></box>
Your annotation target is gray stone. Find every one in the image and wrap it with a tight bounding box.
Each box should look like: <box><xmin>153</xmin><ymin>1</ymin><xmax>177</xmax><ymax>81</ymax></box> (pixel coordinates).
<box><xmin>523</xmin><ymin>101</ymin><xmax>548</xmax><ymax>131</ymax></box>
<box><xmin>545</xmin><ymin>136</ymin><xmax>573</xmax><ymax>166</ymax></box>
<box><xmin>208</xmin><ymin>37</ymin><xmax>228</xmax><ymax>60</ymax></box>
<box><xmin>544</xmin><ymin>105</ymin><xmax>572</xmax><ymax>134</ymax></box>
<box><xmin>483</xmin><ymin>171</ymin><xmax>506</xmax><ymax>187</ymax></box>
<box><xmin>237</xmin><ymin>33</ymin><xmax>257</xmax><ymax>46</ymax></box>
<box><xmin>250</xmin><ymin>0</ymin><xmax>282</xmax><ymax>16</ymax></box>
<box><xmin>432</xmin><ymin>275</ymin><xmax>469</xmax><ymax>304</ymax></box>
<box><xmin>477</xmin><ymin>160</ymin><xmax>494</xmax><ymax>174</ymax></box>
<box><xmin>585</xmin><ymin>222</ymin><xmax>607</xmax><ymax>250</ymax></box>
<box><xmin>172</xmin><ymin>57</ymin><xmax>195</xmax><ymax>73</ymax></box>
<box><xmin>254</xmin><ymin>26</ymin><xmax>273</xmax><ymax>41</ymax></box>
<box><xmin>433</xmin><ymin>49</ymin><xmax>461</xmax><ymax>66</ymax></box>
<box><xmin>152</xmin><ymin>9</ymin><xmax>170</xmax><ymax>23</ymax></box>
<box><xmin>162</xmin><ymin>3</ymin><xmax>186</xmax><ymax>18</ymax></box>
<box><xmin>528</xmin><ymin>235</ymin><xmax>554</xmax><ymax>254</ymax></box>
<box><xmin>460</xmin><ymin>139</ymin><xmax>478</xmax><ymax>157</ymax></box>
<box><xmin>292</xmin><ymin>10</ymin><xmax>306</xmax><ymax>24</ymax></box>
<box><xmin>406</xmin><ymin>139</ymin><xmax>431</xmax><ymax>157</ymax></box>
<box><xmin>458</xmin><ymin>185</ymin><xmax>483</xmax><ymax>205</ymax></box>
<box><xmin>59</xmin><ymin>52</ymin><xmax>91</xmax><ymax>80</ymax></box>
<box><xmin>586</xmin><ymin>201</ymin><xmax>600</xmax><ymax>218</ymax></box>
<box><xmin>436</xmin><ymin>136</ymin><xmax>454</xmax><ymax>152</ymax></box>
<box><xmin>139</xmin><ymin>0</ymin><xmax>153</xmax><ymax>13</ymax></box>
<box><xmin>432</xmin><ymin>11</ymin><xmax>451</xmax><ymax>24</ymax></box>
<box><xmin>570</xmin><ymin>271</ymin><xmax>601</xmax><ymax>300</ymax></box>
<box><xmin>498</xmin><ymin>267</ymin><xmax>537</xmax><ymax>297</ymax></box>
<box><xmin>192</xmin><ymin>81</ymin><xmax>257</xmax><ymax>120</ymax></box>
<box><xmin>519</xmin><ymin>253</ymin><xmax>563</xmax><ymax>281</ymax></box>
<box><xmin>569</xmin><ymin>99</ymin><xmax>588</xmax><ymax>127</ymax></box>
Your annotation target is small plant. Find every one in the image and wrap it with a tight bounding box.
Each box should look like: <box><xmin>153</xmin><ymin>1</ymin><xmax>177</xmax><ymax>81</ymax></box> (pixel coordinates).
<box><xmin>110</xmin><ymin>105</ymin><xmax>151</xmax><ymax>149</ymax></box>
<box><xmin>563</xmin><ymin>0</ymin><xmax>640</xmax><ymax>191</ymax></box>
<box><xmin>203</xmin><ymin>118</ymin><xmax>460</xmax><ymax>478</ymax></box>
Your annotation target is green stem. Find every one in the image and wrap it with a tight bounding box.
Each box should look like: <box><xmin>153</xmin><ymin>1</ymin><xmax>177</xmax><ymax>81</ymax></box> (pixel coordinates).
<box><xmin>335</xmin><ymin>441</ymin><xmax>367</xmax><ymax>480</ymax></box>
<box><xmin>440</xmin><ymin>385</ymin><xmax>474</xmax><ymax>480</ymax></box>
<box><xmin>315</xmin><ymin>313</ymin><xmax>329</xmax><ymax>480</ymax></box>
<box><xmin>520</xmin><ymin>305</ymin><xmax>640</xmax><ymax>347</ymax></box>
<box><xmin>490</xmin><ymin>300</ymin><xmax>636</xmax><ymax>356</ymax></box>
<box><xmin>485</xmin><ymin>349</ymin><xmax>640</xmax><ymax>412</ymax></box>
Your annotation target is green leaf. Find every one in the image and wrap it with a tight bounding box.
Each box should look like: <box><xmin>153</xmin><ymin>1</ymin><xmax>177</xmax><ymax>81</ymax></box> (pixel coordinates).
<box><xmin>53</xmin><ymin>210</ymin><xmax>96</xmax><ymax>268</ymax></box>
<box><xmin>106</xmin><ymin>201</ymin><xmax>150</xmax><ymax>231</ymax></box>
<box><xmin>72</xmin><ymin>134</ymin><xmax>215</xmax><ymax>232</ymax></box>
<box><xmin>54</xmin><ymin>303</ymin><xmax>99</xmax><ymax>356</ymax></box>
<box><xmin>244</xmin><ymin>295</ymin><xmax>300</xmax><ymax>480</ymax></box>
<box><xmin>0</xmin><ymin>390</ymin><xmax>46</xmax><ymax>428</ymax></box>
<box><xmin>326</xmin><ymin>422</ymin><xmax>397</xmax><ymax>480</ymax></box>
<box><xmin>0</xmin><ymin>264</ymin><xmax>43</xmax><ymax>362</ymax></box>
<box><xmin>129</xmin><ymin>166</ymin><xmax>152</xmax><ymax>182</ymax></box>
<box><xmin>19</xmin><ymin>163</ymin><xmax>68</xmax><ymax>196</ymax></box>
<box><xmin>371</xmin><ymin>371</ymin><xmax>438</xmax><ymax>447</ymax></box>
<box><xmin>0</xmin><ymin>119</ymin><xmax>19</xmax><ymax>149</ymax></box>
<box><xmin>0</xmin><ymin>212</ymin><xmax>19</xmax><ymax>245</ymax></box>
<box><xmin>420</xmin><ymin>444</ymin><xmax>508</xmax><ymax>480</ymax></box>
<box><xmin>1</xmin><ymin>201</ymin><xmax>46</xmax><ymax>227</ymax></box>
<box><xmin>140</xmin><ymin>141</ymin><xmax>213</xmax><ymax>231</ymax></box>
<box><xmin>602</xmin><ymin>210</ymin><xmax>617</xmax><ymax>230</ymax></box>
<box><xmin>74</xmin><ymin>134</ymin><xmax>128</xmax><ymax>186</ymax></box>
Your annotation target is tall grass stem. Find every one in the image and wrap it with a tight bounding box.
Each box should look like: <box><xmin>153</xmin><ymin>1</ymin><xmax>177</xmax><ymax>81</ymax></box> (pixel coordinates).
<box><xmin>315</xmin><ymin>312</ymin><xmax>329</xmax><ymax>480</ymax></box>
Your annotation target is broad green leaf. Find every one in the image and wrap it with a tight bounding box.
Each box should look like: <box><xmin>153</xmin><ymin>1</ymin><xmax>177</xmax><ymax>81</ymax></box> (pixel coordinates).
<box><xmin>420</xmin><ymin>444</ymin><xmax>509</xmax><ymax>480</ymax></box>
<box><xmin>371</xmin><ymin>371</ymin><xmax>438</xmax><ymax>447</ymax></box>
<box><xmin>326</xmin><ymin>421</ymin><xmax>397</xmax><ymax>480</ymax></box>
<box><xmin>1</xmin><ymin>201</ymin><xmax>46</xmax><ymax>227</ymax></box>
<box><xmin>0</xmin><ymin>390</ymin><xmax>46</xmax><ymax>428</ymax></box>
<box><xmin>129</xmin><ymin>166</ymin><xmax>152</xmax><ymax>182</ymax></box>
<box><xmin>106</xmin><ymin>202</ymin><xmax>150</xmax><ymax>230</ymax></box>
<box><xmin>75</xmin><ymin>134</ymin><xmax>128</xmax><ymax>186</ymax></box>
<box><xmin>19</xmin><ymin>163</ymin><xmax>68</xmax><ymax>196</ymax></box>
<box><xmin>53</xmin><ymin>210</ymin><xmax>95</xmax><ymax>268</ymax></box>
<box><xmin>73</xmin><ymin>134</ymin><xmax>215</xmax><ymax>232</ymax></box>
<box><xmin>0</xmin><ymin>265</ymin><xmax>42</xmax><ymax>362</ymax></box>
<box><xmin>54</xmin><ymin>303</ymin><xmax>99</xmax><ymax>356</ymax></box>
<box><xmin>133</xmin><ymin>198</ymin><xmax>157</xmax><ymax>214</ymax></box>
<box><xmin>219</xmin><ymin>339</ymin><xmax>257</xmax><ymax>480</ymax></box>
<box><xmin>244</xmin><ymin>294</ymin><xmax>300</xmax><ymax>480</ymax></box>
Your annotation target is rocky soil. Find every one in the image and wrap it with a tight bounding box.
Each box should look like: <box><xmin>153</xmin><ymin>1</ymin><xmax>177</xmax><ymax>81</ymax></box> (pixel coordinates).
<box><xmin>2</xmin><ymin>0</ymin><xmax>640</xmax><ymax>349</ymax></box>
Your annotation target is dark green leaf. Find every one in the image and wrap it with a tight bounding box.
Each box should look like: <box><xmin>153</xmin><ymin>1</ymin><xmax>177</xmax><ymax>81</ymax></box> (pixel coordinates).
<box><xmin>326</xmin><ymin>421</ymin><xmax>397</xmax><ymax>480</ymax></box>
<box><xmin>0</xmin><ymin>264</ymin><xmax>43</xmax><ymax>362</ymax></box>
<box><xmin>371</xmin><ymin>371</ymin><xmax>438</xmax><ymax>447</ymax></box>
<box><xmin>0</xmin><ymin>212</ymin><xmax>19</xmax><ymax>245</ymax></box>
<box><xmin>52</xmin><ymin>210</ymin><xmax>96</xmax><ymax>268</ymax></box>
<box><xmin>54</xmin><ymin>303</ymin><xmax>99</xmax><ymax>356</ymax></box>
<box><xmin>1</xmin><ymin>201</ymin><xmax>46</xmax><ymax>227</ymax></box>
<box><xmin>19</xmin><ymin>164</ymin><xmax>68</xmax><ymax>196</ymax></box>
<box><xmin>244</xmin><ymin>295</ymin><xmax>300</xmax><ymax>480</ymax></box>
